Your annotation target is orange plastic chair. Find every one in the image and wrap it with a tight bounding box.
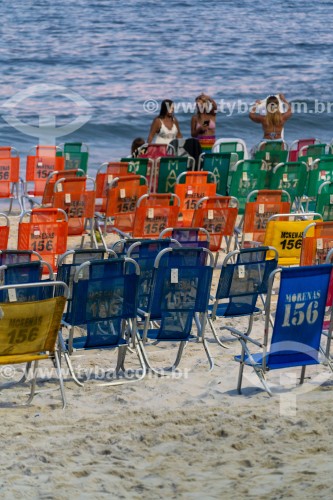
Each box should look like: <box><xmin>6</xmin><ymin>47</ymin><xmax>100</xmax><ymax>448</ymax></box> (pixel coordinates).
<box><xmin>191</xmin><ymin>196</ymin><xmax>239</xmax><ymax>253</ymax></box>
<box><xmin>175</xmin><ymin>171</ymin><xmax>217</xmax><ymax>227</ymax></box>
<box><xmin>95</xmin><ymin>161</ymin><xmax>132</xmax><ymax>213</ymax></box>
<box><xmin>18</xmin><ymin>208</ymin><xmax>68</xmax><ymax>271</ymax></box>
<box><xmin>0</xmin><ymin>147</ymin><xmax>22</xmax><ymax>214</ymax></box>
<box><xmin>241</xmin><ymin>189</ymin><xmax>291</xmax><ymax>247</ymax></box>
<box><xmin>0</xmin><ymin>213</ymin><xmax>10</xmax><ymax>250</ymax></box>
<box><xmin>24</xmin><ymin>145</ymin><xmax>65</xmax><ymax>209</ymax></box>
<box><xmin>300</xmin><ymin>221</ymin><xmax>333</xmax><ymax>265</ymax></box>
<box><xmin>42</xmin><ymin>168</ymin><xmax>85</xmax><ymax>207</ymax></box>
<box><xmin>52</xmin><ymin>176</ymin><xmax>96</xmax><ymax>245</ymax></box>
<box><xmin>132</xmin><ymin>193</ymin><xmax>180</xmax><ymax>238</ymax></box>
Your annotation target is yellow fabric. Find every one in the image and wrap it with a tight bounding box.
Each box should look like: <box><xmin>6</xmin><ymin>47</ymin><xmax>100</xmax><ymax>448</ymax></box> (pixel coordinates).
<box><xmin>0</xmin><ymin>296</ymin><xmax>66</xmax><ymax>362</ymax></box>
<box><xmin>264</xmin><ymin>220</ymin><xmax>315</xmax><ymax>264</ymax></box>
<box><xmin>0</xmin><ymin>353</ymin><xmax>49</xmax><ymax>364</ymax></box>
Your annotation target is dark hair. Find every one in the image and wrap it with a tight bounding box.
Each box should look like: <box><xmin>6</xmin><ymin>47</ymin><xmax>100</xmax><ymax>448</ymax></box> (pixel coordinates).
<box><xmin>159</xmin><ymin>99</ymin><xmax>174</xmax><ymax>118</ymax></box>
<box><xmin>131</xmin><ymin>137</ymin><xmax>145</xmax><ymax>155</ymax></box>
<box><xmin>266</xmin><ymin>95</ymin><xmax>279</xmax><ymax>105</ymax></box>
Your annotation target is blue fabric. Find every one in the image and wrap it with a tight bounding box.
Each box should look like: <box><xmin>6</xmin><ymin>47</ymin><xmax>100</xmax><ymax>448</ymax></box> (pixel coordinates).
<box><xmin>0</xmin><ymin>262</ymin><xmax>50</xmax><ymax>302</ymax></box>
<box><xmin>209</xmin><ymin>302</ymin><xmax>261</xmax><ymax>317</ymax></box>
<box><xmin>234</xmin><ymin>352</ymin><xmax>319</xmax><ymax>369</ymax></box>
<box><xmin>267</xmin><ymin>265</ymin><xmax>332</xmax><ymax>369</ymax></box>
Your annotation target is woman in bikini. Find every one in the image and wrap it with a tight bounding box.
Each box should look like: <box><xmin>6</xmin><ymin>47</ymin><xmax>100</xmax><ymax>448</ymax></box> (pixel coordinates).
<box><xmin>191</xmin><ymin>93</ymin><xmax>217</xmax><ymax>153</ymax></box>
<box><xmin>147</xmin><ymin>99</ymin><xmax>182</xmax><ymax>145</ymax></box>
<box><xmin>249</xmin><ymin>94</ymin><xmax>292</xmax><ymax>144</ymax></box>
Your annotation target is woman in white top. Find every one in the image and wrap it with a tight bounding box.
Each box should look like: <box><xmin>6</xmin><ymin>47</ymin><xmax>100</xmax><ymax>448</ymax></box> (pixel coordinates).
<box><xmin>147</xmin><ymin>99</ymin><xmax>182</xmax><ymax>145</ymax></box>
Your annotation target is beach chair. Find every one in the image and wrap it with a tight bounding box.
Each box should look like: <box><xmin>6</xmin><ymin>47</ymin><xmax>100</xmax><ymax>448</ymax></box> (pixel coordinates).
<box><xmin>299</xmin><ymin>143</ymin><xmax>332</xmax><ymax>167</ymax></box>
<box><xmin>136</xmin><ymin>247</ymin><xmax>215</xmax><ymax>374</ymax></box>
<box><xmin>57</xmin><ymin>142</ymin><xmax>89</xmax><ymax>173</ymax></box>
<box><xmin>41</xmin><ymin>168</ymin><xmax>85</xmax><ymax>207</ymax></box>
<box><xmin>229</xmin><ymin>159</ymin><xmax>268</xmax><ymax>214</ymax></box>
<box><xmin>212</xmin><ymin>138</ymin><xmax>248</xmax><ymax>159</ymax></box>
<box><xmin>160</xmin><ymin>227</ymin><xmax>210</xmax><ymax>249</ymax></box>
<box><xmin>253</xmin><ymin>141</ymin><xmax>288</xmax><ymax>185</ymax></box>
<box><xmin>270</xmin><ymin>161</ymin><xmax>308</xmax><ymax>210</ymax></box>
<box><xmin>59</xmin><ymin>257</ymin><xmax>146</xmax><ymax>387</ymax></box>
<box><xmin>155</xmin><ymin>156</ymin><xmax>194</xmax><ymax>193</ymax></box>
<box><xmin>0</xmin><ymin>214</ymin><xmax>10</xmax><ymax>251</ymax></box>
<box><xmin>234</xmin><ymin>264</ymin><xmax>333</xmax><ymax>396</ymax></box>
<box><xmin>0</xmin><ymin>147</ymin><xmax>22</xmax><ymax>214</ymax></box>
<box><xmin>95</xmin><ymin>161</ymin><xmax>132</xmax><ymax>213</ymax></box>
<box><xmin>300</xmin><ymin>221</ymin><xmax>333</xmax><ymax>265</ymax></box>
<box><xmin>263</xmin><ymin>213</ymin><xmax>322</xmax><ymax>266</ymax></box>
<box><xmin>18</xmin><ymin>208</ymin><xmax>68</xmax><ymax>272</ymax></box>
<box><xmin>191</xmin><ymin>196</ymin><xmax>239</xmax><ymax>257</ymax></box>
<box><xmin>132</xmin><ymin>193</ymin><xmax>180</xmax><ymax>238</ymax></box>
<box><xmin>288</xmin><ymin>138</ymin><xmax>321</xmax><ymax>162</ymax></box>
<box><xmin>302</xmin><ymin>157</ymin><xmax>333</xmax><ymax>211</ymax></box>
<box><xmin>95</xmin><ymin>175</ymin><xmax>148</xmax><ymax>243</ymax></box>
<box><xmin>174</xmin><ymin>171</ymin><xmax>217</xmax><ymax>227</ymax></box>
<box><xmin>207</xmin><ymin>247</ymin><xmax>278</xmax><ymax>347</ymax></box>
<box><xmin>316</xmin><ymin>181</ymin><xmax>333</xmax><ymax>221</ymax></box>
<box><xmin>0</xmin><ymin>249</ymin><xmax>42</xmax><ymax>265</ymax></box>
<box><xmin>23</xmin><ymin>145</ymin><xmax>65</xmax><ymax>210</ymax></box>
<box><xmin>120</xmin><ymin>157</ymin><xmax>154</xmax><ymax>191</ymax></box>
<box><xmin>240</xmin><ymin>189</ymin><xmax>291</xmax><ymax>248</ymax></box>
<box><xmin>0</xmin><ymin>280</ymin><xmax>68</xmax><ymax>407</ymax></box>
<box><xmin>52</xmin><ymin>175</ymin><xmax>97</xmax><ymax>248</ymax></box>
<box><xmin>199</xmin><ymin>152</ymin><xmax>237</xmax><ymax>194</ymax></box>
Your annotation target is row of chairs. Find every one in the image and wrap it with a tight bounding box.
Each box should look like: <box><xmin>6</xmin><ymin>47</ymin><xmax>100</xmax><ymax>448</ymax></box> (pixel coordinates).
<box><xmin>0</xmin><ymin>240</ymin><xmax>332</xmax><ymax>408</ymax></box>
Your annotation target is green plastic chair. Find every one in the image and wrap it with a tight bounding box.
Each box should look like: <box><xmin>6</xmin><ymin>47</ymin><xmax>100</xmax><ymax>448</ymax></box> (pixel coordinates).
<box><xmin>57</xmin><ymin>142</ymin><xmax>89</xmax><ymax>173</ymax></box>
<box><xmin>200</xmin><ymin>152</ymin><xmax>238</xmax><ymax>195</ymax></box>
<box><xmin>120</xmin><ymin>157</ymin><xmax>154</xmax><ymax>191</ymax></box>
<box><xmin>299</xmin><ymin>143</ymin><xmax>332</xmax><ymax>168</ymax></box>
<box><xmin>229</xmin><ymin>160</ymin><xmax>268</xmax><ymax>214</ymax></box>
<box><xmin>270</xmin><ymin>161</ymin><xmax>308</xmax><ymax>209</ymax></box>
<box><xmin>213</xmin><ymin>140</ymin><xmax>245</xmax><ymax>160</ymax></box>
<box><xmin>316</xmin><ymin>181</ymin><xmax>333</xmax><ymax>221</ymax></box>
<box><xmin>303</xmin><ymin>157</ymin><xmax>333</xmax><ymax>211</ymax></box>
<box><xmin>254</xmin><ymin>141</ymin><xmax>288</xmax><ymax>186</ymax></box>
<box><xmin>156</xmin><ymin>156</ymin><xmax>193</xmax><ymax>193</ymax></box>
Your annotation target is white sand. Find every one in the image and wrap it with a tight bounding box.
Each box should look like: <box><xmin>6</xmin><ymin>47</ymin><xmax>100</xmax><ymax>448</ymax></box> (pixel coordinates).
<box><xmin>0</xmin><ymin>215</ymin><xmax>332</xmax><ymax>499</ymax></box>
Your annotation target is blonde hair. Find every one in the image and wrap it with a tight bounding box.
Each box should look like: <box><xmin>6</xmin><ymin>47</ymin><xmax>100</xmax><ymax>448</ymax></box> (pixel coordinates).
<box><xmin>195</xmin><ymin>94</ymin><xmax>217</xmax><ymax>116</ymax></box>
<box><xmin>265</xmin><ymin>97</ymin><xmax>282</xmax><ymax>128</ymax></box>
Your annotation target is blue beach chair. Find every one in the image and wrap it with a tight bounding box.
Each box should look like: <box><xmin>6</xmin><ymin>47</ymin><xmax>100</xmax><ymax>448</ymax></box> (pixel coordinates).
<box><xmin>234</xmin><ymin>264</ymin><xmax>333</xmax><ymax>396</ymax></box>
<box><xmin>59</xmin><ymin>257</ymin><xmax>146</xmax><ymax>386</ymax></box>
<box><xmin>136</xmin><ymin>247</ymin><xmax>215</xmax><ymax>374</ymax></box>
<box><xmin>208</xmin><ymin>247</ymin><xmax>278</xmax><ymax>348</ymax></box>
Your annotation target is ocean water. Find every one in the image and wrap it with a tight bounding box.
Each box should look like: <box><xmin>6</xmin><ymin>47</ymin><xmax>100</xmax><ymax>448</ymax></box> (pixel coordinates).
<box><xmin>0</xmin><ymin>0</ymin><xmax>332</xmax><ymax>173</ymax></box>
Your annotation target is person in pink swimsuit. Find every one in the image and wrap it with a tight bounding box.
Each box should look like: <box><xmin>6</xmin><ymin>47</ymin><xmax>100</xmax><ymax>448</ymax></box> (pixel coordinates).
<box><xmin>191</xmin><ymin>93</ymin><xmax>217</xmax><ymax>152</ymax></box>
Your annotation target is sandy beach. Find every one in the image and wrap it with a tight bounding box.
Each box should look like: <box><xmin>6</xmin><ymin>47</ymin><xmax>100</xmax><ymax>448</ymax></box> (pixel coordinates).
<box><xmin>0</xmin><ymin>214</ymin><xmax>332</xmax><ymax>499</ymax></box>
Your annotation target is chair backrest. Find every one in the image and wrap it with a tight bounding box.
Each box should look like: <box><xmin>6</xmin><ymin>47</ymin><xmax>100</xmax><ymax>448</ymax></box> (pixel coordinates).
<box><xmin>42</xmin><ymin>168</ymin><xmax>85</xmax><ymax>206</ymax></box>
<box><xmin>155</xmin><ymin>156</ymin><xmax>193</xmax><ymax>193</ymax></box>
<box><xmin>26</xmin><ymin>145</ymin><xmax>65</xmax><ymax>196</ymax></box>
<box><xmin>270</xmin><ymin>161</ymin><xmax>308</xmax><ymax>206</ymax></box>
<box><xmin>299</xmin><ymin>143</ymin><xmax>332</xmax><ymax>167</ymax></box>
<box><xmin>0</xmin><ymin>147</ymin><xmax>20</xmax><ymax>199</ymax></box>
<box><xmin>103</xmin><ymin>175</ymin><xmax>148</xmax><ymax>233</ymax></box>
<box><xmin>175</xmin><ymin>171</ymin><xmax>217</xmax><ymax>227</ymax></box>
<box><xmin>288</xmin><ymin>138</ymin><xmax>319</xmax><ymax>162</ymax></box>
<box><xmin>95</xmin><ymin>162</ymin><xmax>132</xmax><ymax>212</ymax></box>
<box><xmin>52</xmin><ymin>176</ymin><xmax>95</xmax><ymax>236</ymax></box>
<box><xmin>212</xmin><ymin>138</ymin><xmax>248</xmax><ymax>159</ymax></box>
<box><xmin>132</xmin><ymin>194</ymin><xmax>180</xmax><ymax>238</ymax></box>
<box><xmin>300</xmin><ymin>221</ymin><xmax>333</xmax><ymax>265</ymax></box>
<box><xmin>67</xmin><ymin>258</ymin><xmax>140</xmax><ymax>348</ymax></box>
<box><xmin>127</xmin><ymin>239</ymin><xmax>179</xmax><ymax>311</ymax></box>
<box><xmin>265</xmin><ymin>265</ymin><xmax>332</xmax><ymax>369</ymax></box>
<box><xmin>18</xmin><ymin>208</ymin><xmax>68</xmax><ymax>271</ymax></box>
<box><xmin>191</xmin><ymin>196</ymin><xmax>238</xmax><ymax>252</ymax></box>
<box><xmin>263</xmin><ymin>213</ymin><xmax>322</xmax><ymax>265</ymax></box>
<box><xmin>0</xmin><ymin>281</ymin><xmax>68</xmax><ymax>359</ymax></box>
<box><xmin>61</xmin><ymin>142</ymin><xmax>89</xmax><ymax>173</ymax></box>
<box><xmin>120</xmin><ymin>157</ymin><xmax>154</xmax><ymax>190</ymax></box>
<box><xmin>0</xmin><ymin>260</ymin><xmax>53</xmax><ymax>301</ymax></box>
<box><xmin>306</xmin><ymin>157</ymin><xmax>333</xmax><ymax>199</ymax></box>
<box><xmin>148</xmin><ymin>247</ymin><xmax>214</xmax><ymax>338</ymax></box>
<box><xmin>199</xmin><ymin>152</ymin><xmax>237</xmax><ymax>195</ymax></box>
<box><xmin>254</xmin><ymin>146</ymin><xmax>288</xmax><ymax>185</ymax></box>
<box><xmin>212</xmin><ymin>247</ymin><xmax>278</xmax><ymax>318</ymax></box>
<box><xmin>0</xmin><ymin>213</ymin><xmax>10</xmax><ymax>251</ymax></box>
<box><xmin>160</xmin><ymin>227</ymin><xmax>210</xmax><ymax>249</ymax></box>
<box><xmin>229</xmin><ymin>160</ymin><xmax>268</xmax><ymax>214</ymax></box>
<box><xmin>242</xmin><ymin>189</ymin><xmax>291</xmax><ymax>246</ymax></box>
